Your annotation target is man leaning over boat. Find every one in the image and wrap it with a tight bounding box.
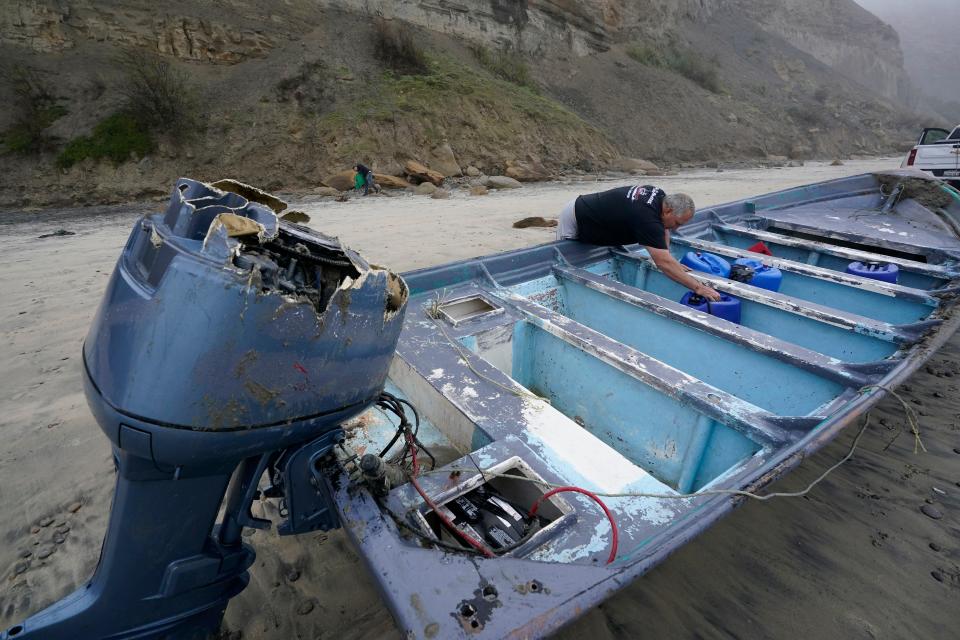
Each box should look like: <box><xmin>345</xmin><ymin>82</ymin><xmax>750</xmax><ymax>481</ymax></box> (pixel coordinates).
<box><xmin>557</xmin><ymin>185</ymin><xmax>722</xmax><ymax>301</ymax></box>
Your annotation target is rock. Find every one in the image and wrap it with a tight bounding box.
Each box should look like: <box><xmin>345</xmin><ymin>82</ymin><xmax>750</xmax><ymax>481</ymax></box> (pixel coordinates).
<box><xmin>37</xmin><ymin>546</ymin><xmax>54</xmax><ymax>559</ymax></box>
<box><xmin>404</xmin><ymin>160</ymin><xmax>445</xmax><ymax>186</ymax></box>
<box><xmin>373</xmin><ymin>174</ymin><xmax>412</xmax><ymax>190</ymax></box>
<box><xmin>466</xmin><ymin>166</ymin><xmax>481</xmax><ymax>177</ymax></box>
<box><xmin>430</xmin><ymin>142</ymin><xmax>462</xmax><ymax>177</ymax></box>
<box><xmin>31</xmin><ymin>525</ymin><xmax>41</xmax><ymax>534</ymax></box>
<box><xmin>830</xmin><ymin>159</ymin><xmax>844</xmax><ymax>166</ymax></box>
<box><xmin>38</xmin><ymin>229</ymin><xmax>75</xmax><ymax>239</ymax></box>
<box><xmin>505</xmin><ymin>159</ymin><xmax>550</xmax><ymax>182</ymax></box>
<box><xmin>56</xmin><ymin>524</ymin><xmax>70</xmax><ymax>534</ymax></box>
<box><xmin>67</xmin><ymin>502</ymin><xmax>82</xmax><ymax>513</ymax></box>
<box><xmin>513</xmin><ymin>217</ymin><xmax>558</xmax><ymax>229</ymax></box>
<box><xmin>930</xmin><ymin>542</ymin><xmax>942</xmax><ymax>552</ymax></box>
<box><xmin>611</xmin><ymin>158</ymin><xmax>660</xmax><ymax>174</ymax></box>
<box><xmin>415</xmin><ymin>182</ymin><xmax>437</xmax><ymax>195</ymax></box>
<box><xmin>281</xmin><ymin>211</ymin><xmax>310</xmax><ymax>224</ymax></box>
<box><xmin>430</xmin><ymin>189</ymin><xmax>451</xmax><ymax>200</ymax></box>
<box><xmin>322</xmin><ymin>171</ymin><xmax>356</xmax><ymax>192</ymax></box>
<box><xmin>19</xmin><ymin>549</ymin><xmax>32</xmax><ymax>559</ymax></box>
<box><xmin>726</xmin><ymin>113</ymin><xmax>738</xmax><ymax>123</ymax></box>
<box><xmin>931</xmin><ymin>570</ymin><xmax>944</xmax><ymax>583</ymax></box>
<box><xmin>484</xmin><ymin>176</ymin><xmax>523</xmax><ymax>190</ymax></box>
<box><xmin>312</xmin><ymin>186</ymin><xmax>341</xmax><ymax>197</ymax></box>
<box><xmin>53</xmin><ymin>531</ymin><xmax>66</xmax><ymax>544</ymax></box>
<box><xmin>766</xmin><ymin>155</ymin><xmax>789</xmax><ymax>164</ymax></box>
<box><xmin>469</xmin><ymin>186</ymin><xmax>488</xmax><ymax>196</ymax></box>
<box><xmin>296</xmin><ymin>600</ymin><xmax>315</xmax><ymax>616</ymax></box>
<box><xmin>920</xmin><ymin>504</ymin><xmax>943</xmax><ymax>520</ymax></box>
<box><xmin>287</xmin><ymin>570</ymin><xmax>301</xmax><ymax>582</ymax></box>
<box><xmin>14</xmin><ymin>561</ymin><xmax>28</xmax><ymax>576</ymax></box>
<box><xmin>39</xmin><ymin>517</ymin><xmax>54</xmax><ymax>527</ymax></box>
<box><xmin>375</xmin><ymin>160</ymin><xmax>406</xmax><ymax>177</ymax></box>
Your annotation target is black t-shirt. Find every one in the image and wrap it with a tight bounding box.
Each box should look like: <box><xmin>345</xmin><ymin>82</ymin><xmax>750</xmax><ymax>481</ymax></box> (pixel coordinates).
<box><xmin>574</xmin><ymin>185</ymin><xmax>667</xmax><ymax>248</ymax></box>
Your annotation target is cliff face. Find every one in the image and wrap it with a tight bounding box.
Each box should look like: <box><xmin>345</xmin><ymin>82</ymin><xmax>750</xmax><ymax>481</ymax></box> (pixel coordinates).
<box><xmin>0</xmin><ymin>0</ymin><xmax>926</xmax><ymax>209</ymax></box>
<box><xmin>1</xmin><ymin>0</ymin><xmax>910</xmax><ymax>96</ymax></box>
<box><xmin>730</xmin><ymin>0</ymin><xmax>912</xmax><ymax>103</ymax></box>
<box><xmin>0</xmin><ymin>1</ymin><xmax>309</xmax><ymax>62</ymax></box>
<box><xmin>1</xmin><ymin>0</ymin><xmax>722</xmax><ymax>59</ymax></box>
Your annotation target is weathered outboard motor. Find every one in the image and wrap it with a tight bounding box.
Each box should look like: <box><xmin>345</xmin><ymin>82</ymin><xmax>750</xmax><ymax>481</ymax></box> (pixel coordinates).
<box><xmin>4</xmin><ymin>179</ymin><xmax>408</xmax><ymax>639</ymax></box>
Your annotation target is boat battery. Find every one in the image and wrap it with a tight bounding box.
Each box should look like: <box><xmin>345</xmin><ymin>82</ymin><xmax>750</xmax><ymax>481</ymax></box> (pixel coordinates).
<box><xmin>732</xmin><ymin>257</ymin><xmax>782</xmax><ymax>292</ymax></box>
<box><xmin>846</xmin><ymin>261</ymin><xmax>899</xmax><ymax>284</ymax></box>
<box><xmin>680</xmin><ymin>251</ymin><xmax>731</xmax><ymax>278</ymax></box>
<box><xmin>680</xmin><ymin>291</ymin><xmax>742</xmax><ymax>324</ymax></box>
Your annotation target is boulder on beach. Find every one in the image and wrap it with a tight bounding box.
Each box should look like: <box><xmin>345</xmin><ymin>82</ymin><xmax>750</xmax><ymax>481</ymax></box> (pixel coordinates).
<box><xmin>430</xmin><ymin>143</ymin><xmax>462</xmax><ymax>177</ymax></box>
<box><xmin>513</xmin><ymin>216</ymin><xmax>557</xmax><ymax>228</ymax></box>
<box><xmin>610</xmin><ymin>158</ymin><xmax>659</xmax><ymax>174</ymax></box>
<box><xmin>505</xmin><ymin>159</ymin><xmax>550</xmax><ymax>182</ymax></box>
<box><xmin>415</xmin><ymin>182</ymin><xmax>437</xmax><ymax>195</ymax></box>
<box><xmin>469</xmin><ymin>185</ymin><xmax>489</xmax><ymax>196</ymax></box>
<box><xmin>431</xmin><ymin>188</ymin><xmax>451</xmax><ymax>199</ymax></box>
<box><xmin>312</xmin><ymin>186</ymin><xmax>341</xmax><ymax>197</ymax></box>
<box><xmin>465</xmin><ymin>166</ymin><xmax>481</xmax><ymax>177</ymax></box>
<box><xmin>484</xmin><ymin>175</ymin><xmax>523</xmax><ymax>189</ymax></box>
<box><xmin>374</xmin><ymin>174</ymin><xmax>412</xmax><ymax>189</ymax></box>
<box><xmin>404</xmin><ymin>160</ymin><xmax>445</xmax><ymax>186</ymax></box>
<box><xmin>322</xmin><ymin>171</ymin><xmax>355</xmax><ymax>192</ymax></box>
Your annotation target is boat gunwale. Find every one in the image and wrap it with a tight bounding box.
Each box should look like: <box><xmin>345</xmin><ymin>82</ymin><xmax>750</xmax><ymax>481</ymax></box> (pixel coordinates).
<box><xmin>711</xmin><ymin>222</ymin><xmax>960</xmax><ymax>279</ymax></box>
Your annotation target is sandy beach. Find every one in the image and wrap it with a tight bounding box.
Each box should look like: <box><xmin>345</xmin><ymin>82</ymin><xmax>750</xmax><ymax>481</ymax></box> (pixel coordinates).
<box><xmin>1</xmin><ymin>158</ymin><xmax>957</xmax><ymax>639</ymax></box>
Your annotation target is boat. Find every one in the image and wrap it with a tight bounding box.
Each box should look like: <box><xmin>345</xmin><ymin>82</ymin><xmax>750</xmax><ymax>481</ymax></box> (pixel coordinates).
<box><xmin>6</xmin><ymin>171</ymin><xmax>960</xmax><ymax>640</ymax></box>
<box><xmin>332</xmin><ymin>169</ymin><xmax>960</xmax><ymax>638</ymax></box>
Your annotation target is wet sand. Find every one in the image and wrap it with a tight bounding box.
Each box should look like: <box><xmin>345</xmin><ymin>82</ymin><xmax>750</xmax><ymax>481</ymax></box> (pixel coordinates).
<box><xmin>1</xmin><ymin>158</ymin><xmax>957</xmax><ymax>638</ymax></box>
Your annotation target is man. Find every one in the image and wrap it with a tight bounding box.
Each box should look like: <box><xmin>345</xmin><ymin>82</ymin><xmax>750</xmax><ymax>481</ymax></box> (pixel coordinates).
<box><xmin>353</xmin><ymin>163</ymin><xmax>378</xmax><ymax>196</ymax></box>
<box><xmin>557</xmin><ymin>185</ymin><xmax>721</xmax><ymax>301</ymax></box>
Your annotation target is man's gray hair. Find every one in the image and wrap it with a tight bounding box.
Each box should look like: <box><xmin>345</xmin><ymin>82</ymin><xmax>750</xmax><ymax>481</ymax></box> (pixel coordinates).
<box><xmin>665</xmin><ymin>193</ymin><xmax>695</xmax><ymax>217</ymax></box>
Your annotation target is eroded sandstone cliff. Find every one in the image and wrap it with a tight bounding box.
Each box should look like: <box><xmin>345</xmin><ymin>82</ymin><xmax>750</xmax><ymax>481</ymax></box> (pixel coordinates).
<box><xmin>0</xmin><ymin>0</ymin><xmax>929</xmax><ymax>208</ymax></box>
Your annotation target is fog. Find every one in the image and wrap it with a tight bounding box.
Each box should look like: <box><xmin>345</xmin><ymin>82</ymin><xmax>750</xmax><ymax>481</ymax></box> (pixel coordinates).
<box><xmin>855</xmin><ymin>0</ymin><xmax>960</xmax><ymax>107</ymax></box>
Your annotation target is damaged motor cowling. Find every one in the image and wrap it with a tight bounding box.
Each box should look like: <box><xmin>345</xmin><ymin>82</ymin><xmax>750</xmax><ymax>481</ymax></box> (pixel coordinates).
<box><xmin>6</xmin><ymin>178</ymin><xmax>408</xmax><ymax>640</ymax></box>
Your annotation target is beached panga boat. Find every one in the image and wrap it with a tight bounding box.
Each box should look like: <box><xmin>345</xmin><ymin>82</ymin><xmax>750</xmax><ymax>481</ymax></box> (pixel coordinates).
<box><xmin>333</xmin><ymin>169</ymin><xmax>960</xmax><ymax>638</ymax></box>
<box><xmin>5</xmin><ymin>171</ymin><xmax>960</xmax><ymax>640</ymax></box>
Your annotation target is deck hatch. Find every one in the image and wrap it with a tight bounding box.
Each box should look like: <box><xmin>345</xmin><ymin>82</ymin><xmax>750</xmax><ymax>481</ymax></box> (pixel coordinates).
<box><xmin>436</xmin><ymin>294</ymin><xmax>504</xmax><ymax>326</ymax></box>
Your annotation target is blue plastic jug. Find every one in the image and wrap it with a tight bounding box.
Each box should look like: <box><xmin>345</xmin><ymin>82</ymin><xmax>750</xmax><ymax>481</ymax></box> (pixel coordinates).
<box><xmin>846</xmin><ymin>261</ymin><xmax>899</xmax><ymax>284</ymax></box>
<box><xmin>680</xmin><ymin>291</ymin><xmax>742</xmax><ymax>324</ymax></box>
<box><xmin>680</xmin><ymin>251</ymin><xmax>731</xmax><ymax>278</ymax></box>
<box><xmin>732</xmin><ymin>258</ymin><xmax>783</xmax><ymax>292</ymax></box>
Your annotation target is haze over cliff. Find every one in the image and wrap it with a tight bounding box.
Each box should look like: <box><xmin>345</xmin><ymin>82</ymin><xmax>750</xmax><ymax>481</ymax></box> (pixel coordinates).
<box><xmin>0</xmin><ymin>0</ymin><xmax>934</xmax><ymax>208</ymax></box>
<box><xmin>854</xmin><ymin>0</ymin><xmax>960</xmax><ymax>118</ymax></box>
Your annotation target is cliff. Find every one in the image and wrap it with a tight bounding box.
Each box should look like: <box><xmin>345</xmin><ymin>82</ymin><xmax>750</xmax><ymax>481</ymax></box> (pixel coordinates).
<box><xmin>732</xmin><ymin>0</ymin><xmax>913</xmax><ymax>104</ymax></box>
<box><xmin>0</xmin><ymin>0</ymin><xmax>927</xmax><ymax>208</ymax></box>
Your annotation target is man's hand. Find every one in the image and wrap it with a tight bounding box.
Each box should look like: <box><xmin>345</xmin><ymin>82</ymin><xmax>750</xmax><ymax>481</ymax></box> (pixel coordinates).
<box><xmin>647</xmin><ymin>247</ymin><xmax>724</xmax><ymax>301</ymax></box>
<box><xmin>695</xmin><ymin>284</ymin><xmax>722</xmax><ymax>302</ymax></box>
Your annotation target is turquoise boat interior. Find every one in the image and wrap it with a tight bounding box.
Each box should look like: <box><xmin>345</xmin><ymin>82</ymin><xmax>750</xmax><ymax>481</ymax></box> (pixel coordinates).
<box><xmin>332</xmin><ymin>170</ymin><xmax>960</xmax><ymax>639</ymax></box>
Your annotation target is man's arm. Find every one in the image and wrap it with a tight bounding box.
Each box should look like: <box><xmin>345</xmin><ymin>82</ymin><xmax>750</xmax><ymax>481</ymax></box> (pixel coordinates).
<box><xmin>646</xmin><ymin>247</ymin><xmax>722</xmax><ymax>301</ymax></box>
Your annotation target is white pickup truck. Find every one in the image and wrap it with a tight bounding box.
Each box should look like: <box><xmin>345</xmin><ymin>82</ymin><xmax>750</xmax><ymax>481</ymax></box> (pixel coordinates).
<box><xmin>902</xmin><ymin>125</ymin><xmax>960</xmax><ymax>186</ymax></box>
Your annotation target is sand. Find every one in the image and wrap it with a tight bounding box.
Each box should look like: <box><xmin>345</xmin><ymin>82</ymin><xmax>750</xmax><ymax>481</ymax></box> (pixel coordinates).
<box><xmin>1</xmin><ymin>158</ymin><xmax>957</xmax><ymax>639</ymax></box>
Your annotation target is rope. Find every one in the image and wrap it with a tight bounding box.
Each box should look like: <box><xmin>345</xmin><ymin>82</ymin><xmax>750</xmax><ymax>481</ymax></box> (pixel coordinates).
<box><xmin>426</xmin><ymin>296</ymin><xmax>544</xmax><ymax>403</ymax></box>
<box><xmin>858</xmin><ymin>383</ymin><xmax>926</xmax><ymax>453</ymax></box>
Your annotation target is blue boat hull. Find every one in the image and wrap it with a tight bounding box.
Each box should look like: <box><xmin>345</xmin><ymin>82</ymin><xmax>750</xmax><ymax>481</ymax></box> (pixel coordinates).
<box><xmin>332</xmin><ymin>170</ymin><xmax>960</xmax><ymax>638</ymax></box>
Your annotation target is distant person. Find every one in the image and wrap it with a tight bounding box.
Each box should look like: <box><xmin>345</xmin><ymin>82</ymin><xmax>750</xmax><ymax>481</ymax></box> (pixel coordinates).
<box><xmin>557</xmin><ymin>185</ymin><xmax>721</xmax><ymax>301</ymax></box>
<box><xmin>353</xmin><ymin>163</ymin><xmax>378</xmax><ymax>196</ymax></box>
